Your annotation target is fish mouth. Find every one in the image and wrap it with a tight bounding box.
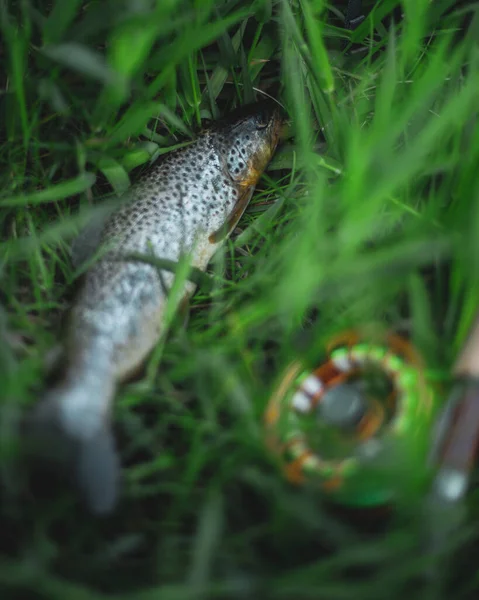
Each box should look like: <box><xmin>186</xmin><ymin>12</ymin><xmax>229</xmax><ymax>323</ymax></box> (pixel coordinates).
<box><xmin>257</xmin><ymin>100</ymin><xmax>286</xmax><ymax>157</ymax></box>
<box><xmin>270</xmin><ymin>109</ymin><xmax>284</xmax><ymax>150</ymax></box>
<box><xmin>263</xmin><ymin>101</ymin><xmax>287</xmax><ymax>152</ymax></box>
<box><xmin>243</xmin><ymin>103</ymin><xmax>284</xmax><ymax>172</ymax></box>
<box><xmin>266</xmin><ymin>107</ymin><xmax>285</xmax><ymax>157</ymax></box>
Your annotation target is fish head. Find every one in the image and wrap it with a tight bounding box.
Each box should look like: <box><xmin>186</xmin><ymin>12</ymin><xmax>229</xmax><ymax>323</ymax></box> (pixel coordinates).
<box><xmin>212</xmin><ymin>101</ymin><xmax>284</xmax><ymax>187</ymax></box>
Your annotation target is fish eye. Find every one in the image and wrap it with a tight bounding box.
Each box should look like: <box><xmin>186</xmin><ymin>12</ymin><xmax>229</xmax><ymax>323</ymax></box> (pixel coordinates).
<box><xmin>255</xmin><ymin>112</ymin><xmax>270</xmax><ymax>130</ymax></box>
<box><xmin>254</xmin><ymin>109</ymin><xmax>271</xmax><ymax>130</ymax></box>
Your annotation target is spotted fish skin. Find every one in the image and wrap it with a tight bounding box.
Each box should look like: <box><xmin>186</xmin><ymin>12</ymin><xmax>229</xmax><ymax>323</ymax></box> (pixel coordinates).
<box><xmin>32</xmin><ymin>102</ymin><xmax>282</xmax><ymax>514</ymax></box>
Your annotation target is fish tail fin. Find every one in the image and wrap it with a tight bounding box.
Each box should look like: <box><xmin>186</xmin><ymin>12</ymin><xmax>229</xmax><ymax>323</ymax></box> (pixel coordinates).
<box><xmin>76</xmin><ymin>418</ymin><xmax>121</xmax><ymax>515</ymax></box>
<box><xmin>29</xmin><ymin>373</ymin><xmax>121</xmax><ymax>515</ymax></box>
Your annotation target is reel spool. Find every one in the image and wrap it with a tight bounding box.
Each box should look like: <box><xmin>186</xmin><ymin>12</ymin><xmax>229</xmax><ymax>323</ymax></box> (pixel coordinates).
<box><xmin>265</xmin><ymin>331</ymin><xmax>438</xmax><ymax>507</ymax></box>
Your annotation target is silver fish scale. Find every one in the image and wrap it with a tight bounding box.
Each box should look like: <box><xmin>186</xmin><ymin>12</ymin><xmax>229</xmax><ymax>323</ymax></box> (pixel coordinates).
<box><xmin>101</xmin><ymin>133</ymin><xmax>240</xmax><ymax>253</ymax></box>
<box><xmin>69</xmin><ymin>131</ymin><xmax>242</xmax><ymax>379</ymax></box>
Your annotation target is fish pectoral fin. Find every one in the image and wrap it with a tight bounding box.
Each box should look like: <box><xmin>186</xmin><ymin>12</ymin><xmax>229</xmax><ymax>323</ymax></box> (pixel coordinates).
<box><xmin>208</xmin><ymin>185</ymin><xmax>255</xmax><ymax>244</ymax></box>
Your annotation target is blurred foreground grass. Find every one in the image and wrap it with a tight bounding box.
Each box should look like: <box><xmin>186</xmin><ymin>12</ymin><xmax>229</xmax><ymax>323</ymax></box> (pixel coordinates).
<box><xmin>1</xmin><ymin>0</ymin><xmax>479</xmax><ymax>598</ymax></box>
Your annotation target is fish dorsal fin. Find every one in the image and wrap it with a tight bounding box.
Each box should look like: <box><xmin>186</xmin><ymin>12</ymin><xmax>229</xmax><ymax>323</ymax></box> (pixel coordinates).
<box><xmin>70</xmin><ymin>205</ymin><xmax>116</xmax><ymax>270</ymax></box>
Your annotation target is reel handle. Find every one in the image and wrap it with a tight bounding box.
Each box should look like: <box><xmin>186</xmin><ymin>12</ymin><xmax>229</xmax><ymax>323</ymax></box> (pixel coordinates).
<box><xmin>431</xmin><ymin>312</ymin><xmax>479</xmax><ymax>502</ymax></box>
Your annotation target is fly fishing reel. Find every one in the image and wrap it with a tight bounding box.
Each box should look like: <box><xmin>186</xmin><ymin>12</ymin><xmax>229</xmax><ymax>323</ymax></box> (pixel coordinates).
<box><xmin>265</xmin><ymin>331</ymin><xmax>438</xmax><ymax>507</ymax></box>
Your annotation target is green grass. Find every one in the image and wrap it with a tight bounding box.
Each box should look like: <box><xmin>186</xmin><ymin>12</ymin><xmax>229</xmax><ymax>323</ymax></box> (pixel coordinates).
<box><xmin>1</xmin><ymin>0</ymin><xmax>479</xmax><ymax>597</ymax></box>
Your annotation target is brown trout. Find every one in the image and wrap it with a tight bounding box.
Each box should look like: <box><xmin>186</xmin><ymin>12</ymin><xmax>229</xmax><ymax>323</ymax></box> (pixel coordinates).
<box><xmin>31</xmin><ymin>102</ymin><xmax>282</xmax><ymax>514</ymax></box>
